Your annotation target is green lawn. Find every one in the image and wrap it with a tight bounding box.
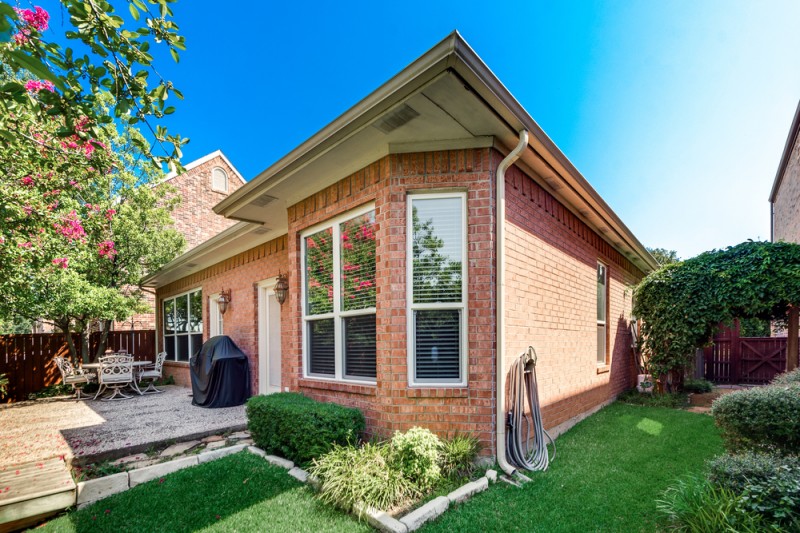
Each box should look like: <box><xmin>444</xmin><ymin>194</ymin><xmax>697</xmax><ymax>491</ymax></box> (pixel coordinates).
<box><xmin>420</xmin><ymin>403</ymin><xmax>723</xmax><ymax>532</ymax></box>
<box><xmin>36</xmin><ymin>452</ymin><xmax>371</xmax><ymax>533</ymax></box>
<box><xmin>36</xmin><ymin>403</ymin><xmax>722</xmax><ymax>533</ymax></box>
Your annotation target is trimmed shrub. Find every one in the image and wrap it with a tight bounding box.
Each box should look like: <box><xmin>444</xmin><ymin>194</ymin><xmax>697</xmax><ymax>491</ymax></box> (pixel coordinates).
<box><xmin>682</xmin><ymin>378</ymin><xmax>713</xmax><ymax>394</ymax></box>
<box><xmin>390</xmin><ymin>427</ymin><xmax>442</xmax><ymax>491</ymax></box>
<box><xmin>711</xmin><ymin>384</ymin><xmax>800</xmax><ymax>454</ymax></box>
<box><xmin>439</xmin><ymin>433</ymin><xmax>481</xmax><ymax>480</ymax></box>
<box><xmin>709</xmin><ymin>452</ymin><xmax>800</xmax><ymax>527</ymax></box>
<box><xmin>657</xmin><ymin>476</ymin><xmax>764</xmax><ymax>532</ymax></box>
<box><xmin>772</xmin><ymin>368</ymin><xmax>800</xmax><ymax>386</ymax></box>
<box><xmin>246</xmin><ymin>392</ymin><xmax>365</xmax><ymax>465</ymax></box>
<box><xmin>309</xmin><ymin>442</ymin><xmax>418</xmax><ymax>513</ymax></box>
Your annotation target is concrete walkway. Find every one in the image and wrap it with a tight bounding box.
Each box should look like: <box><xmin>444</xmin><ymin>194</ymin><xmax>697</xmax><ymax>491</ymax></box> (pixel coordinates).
<box><xmin>0</xmin><ymin>386</ymin><xmax>247</xmax><ymax>468</ymax></box>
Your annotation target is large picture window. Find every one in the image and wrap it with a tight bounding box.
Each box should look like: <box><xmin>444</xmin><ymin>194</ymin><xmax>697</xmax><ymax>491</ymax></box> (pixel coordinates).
<box><xmin>597</xmin><ymin>262</ymin><xmax>608</xmax><ymax>365</ymax></box>
<box><xmin>162</xmin><ymin>289</ymin><xmax>203</xmax><ymax>362</ymax></box>
<box><xmin>407</xmin><ymin>193</ymin><xmax>467</xmax><ymax>386</ymax></box>
<box><xmin>303</xmin><ymin>205</ymin><xmax>376</xmax><ymax>382</ymax></box>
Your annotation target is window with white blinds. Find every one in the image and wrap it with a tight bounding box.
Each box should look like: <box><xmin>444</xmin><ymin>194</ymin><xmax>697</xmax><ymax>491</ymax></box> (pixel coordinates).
<box><xmin>407</xmin><ymin>193</ymin><xmax>467</xmax><ymax>386</ymax></box>
<box><xmin>302</xmin><ymin>205</ymin><xmax>376</xmax><ymax>382</ymax></box>
<box><xmin>597</xmin><ymin>262</ymin><xmax>608</xmax><ymax>365</ymax></box>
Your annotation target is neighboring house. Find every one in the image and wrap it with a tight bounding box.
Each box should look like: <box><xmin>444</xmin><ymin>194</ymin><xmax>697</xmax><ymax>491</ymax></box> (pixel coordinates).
<box><xmin>144</xmin><ymin>32</ymin><xmax>657</xmax><ymax>457</ymax></box>
<box><xmin>113</xmin><ymin>150</ymin><xmax>246</xmax><ymax>331</ymax></box>
<box><xmin>770</xmin><ymin>100</ymin><xmax>800</xmax><ymax>243</ymax></box>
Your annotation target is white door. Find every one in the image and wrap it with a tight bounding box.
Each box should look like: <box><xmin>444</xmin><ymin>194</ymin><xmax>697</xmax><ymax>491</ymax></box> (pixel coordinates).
<box><xmin>209</xmin><ymin>293</ymin><xmax>223</xmax><ymax>337</ymax></box>
<box><xmin>257</xmin><ymin>280</ymin><xmax>282</xmax><ymax>395</ymax></box>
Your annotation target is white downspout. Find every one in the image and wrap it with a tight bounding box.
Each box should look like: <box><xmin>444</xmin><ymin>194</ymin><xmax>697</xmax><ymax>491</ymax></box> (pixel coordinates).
<box><xmin>496</xmin><ymin>130</ymin><xmax>529</xmax><ymax>477</ymax></box>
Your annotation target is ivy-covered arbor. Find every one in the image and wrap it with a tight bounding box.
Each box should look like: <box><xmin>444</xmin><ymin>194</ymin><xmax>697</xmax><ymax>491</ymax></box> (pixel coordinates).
<box><xmin>633</xmin><ymin>241</ymin><xmax>800</xmax><ymax>380</ymax></box>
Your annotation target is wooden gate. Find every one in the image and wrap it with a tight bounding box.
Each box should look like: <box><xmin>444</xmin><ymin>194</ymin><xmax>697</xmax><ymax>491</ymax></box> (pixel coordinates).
<box><xmin>704</xmin><ymin>322</ymin><xmax>788</xmax><ymax>384</ymax></box>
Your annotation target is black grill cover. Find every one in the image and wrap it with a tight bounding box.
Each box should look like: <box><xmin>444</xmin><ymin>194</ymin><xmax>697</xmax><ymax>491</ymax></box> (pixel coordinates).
<box><xmin>190</xmin><ymin>336</ymin><xmax>251</xmax><ymax>408</ymax></box>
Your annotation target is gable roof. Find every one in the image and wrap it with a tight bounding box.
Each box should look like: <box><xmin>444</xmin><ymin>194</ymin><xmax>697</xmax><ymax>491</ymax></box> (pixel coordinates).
<box><xmin>163</xmin><ymin>149</ymin><xmax>246</xmax><ymax>186</ymax></box>
<box><xmin>146</xmin><ymin>31</ymin><xmax>657</xmax><ymax>287</ymax></box>
<box><xmin>769</xmin><ymin>100</ymin><xmax>800</xmax><ymax>203</ymax></box>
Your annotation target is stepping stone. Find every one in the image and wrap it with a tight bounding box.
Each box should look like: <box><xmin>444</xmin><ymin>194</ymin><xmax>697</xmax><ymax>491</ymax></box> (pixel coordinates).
<box><xmin>127</xmin><ymin>459</ymin><xmax>159</xmax><ymax>470</ymax></box>
<box><xmin>239</xmin><ymin>439</ymin><xmax>254</xmax><ymax>446</ymax></box>
<box><xmin>204</xmin><ymin>441</ymin><xmax>227</xmax><ymax>451</ymax></box>
<box><xmin>111</xmin><ymin>453</ymin><xmax>148</xmax><ymax>466</ymax></box>
<box><xmin>228</xmin><ymin>431</ymin><xmax>250</xmax><ymax>440</ymax></box>
<box><xmin>160</xmin><ymin>440</ymin><xmax>201</xmax><ymax>458</ymax></box>
<box><xmin>201</xmin><ymin>435</ymin><xmax>224</xmax><ymax>443</ymax></box>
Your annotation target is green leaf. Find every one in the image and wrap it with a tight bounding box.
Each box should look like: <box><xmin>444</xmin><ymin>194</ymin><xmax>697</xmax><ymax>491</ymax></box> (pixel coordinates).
<box><xmin>128</xmin><ymin>3</ymin><xmax>140</xmax><ymax>21</ymax></box>
<box><xmin>6</xmin><ymin>51</ymin><xmax>63</xmax><ymax>89</ymax></box>
<box><xmin>169</xmin><ymin>48</ymin><xmax>179</xmax><ymax>63</ymax></box>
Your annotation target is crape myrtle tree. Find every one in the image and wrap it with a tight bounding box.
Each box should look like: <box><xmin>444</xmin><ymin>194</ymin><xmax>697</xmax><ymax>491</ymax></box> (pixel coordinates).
<box><xmin>0</xmin><ymin>85</ymin><xmax>184</xmax><ymax>362</ymax></box>
<box><xmin>633</xmin><ymin>241</ymin><xmax>800</xmax><ymax>388</ymax></box>
<box><xmin>0</xmin><ymin>1</ymin><xmax>187</xmax><ymax>362</ymax></box>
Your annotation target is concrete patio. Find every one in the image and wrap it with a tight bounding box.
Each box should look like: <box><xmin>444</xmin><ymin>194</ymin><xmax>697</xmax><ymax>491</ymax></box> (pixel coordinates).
<box><xmin>0</xmin><ymin>385</ymin><xmax>247</xmax><ymax>468</ymax></box>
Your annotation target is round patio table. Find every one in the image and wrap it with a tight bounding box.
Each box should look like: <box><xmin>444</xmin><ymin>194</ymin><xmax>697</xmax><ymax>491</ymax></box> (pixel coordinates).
<box><xmin>82</xmin><ymin>360</ymin><xmax>152</xmax><ymax>396</ymax></box>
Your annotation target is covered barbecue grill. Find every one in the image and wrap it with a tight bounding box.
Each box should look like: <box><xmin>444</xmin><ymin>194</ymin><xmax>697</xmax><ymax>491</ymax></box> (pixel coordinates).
<box><xmin>190</xmin><ymin>335</ymin><xmax>251</xmax><ymax>408</ymax></box>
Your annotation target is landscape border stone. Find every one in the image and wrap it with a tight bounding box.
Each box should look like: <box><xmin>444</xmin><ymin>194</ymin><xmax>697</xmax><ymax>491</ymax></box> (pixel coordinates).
<box><xmin>197</xmin><ymin>444</ymin><xmax>247</xmax><ymax>464</ymax></box>
<box><xmin>128</xmin><ymin>456</ymin><xmax>198</xmax><ymax>487</ymax></box>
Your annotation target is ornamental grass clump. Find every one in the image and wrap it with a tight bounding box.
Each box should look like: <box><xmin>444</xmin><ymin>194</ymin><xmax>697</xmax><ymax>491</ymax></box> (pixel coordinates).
<box><xmin>439</xmin><ymin>432</ymin><xmax>481</xmax><ymax>480</ymax></box>
<box><xmin>657</xmin><ymin>476</ymin><xmax>765</xmax><ymax>532</ymax></box>
<box><xmin>309</xmin><ymin>442</ymin><xmax>419</xmax><ymax>514</ymax></box>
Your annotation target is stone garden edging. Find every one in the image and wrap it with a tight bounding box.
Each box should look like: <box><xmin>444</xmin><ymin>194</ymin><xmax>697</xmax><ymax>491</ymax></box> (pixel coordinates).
<box><xmin>76</xmin><ymin>444</ymin><xmax>496</xmax><ymax>532</ymax></box>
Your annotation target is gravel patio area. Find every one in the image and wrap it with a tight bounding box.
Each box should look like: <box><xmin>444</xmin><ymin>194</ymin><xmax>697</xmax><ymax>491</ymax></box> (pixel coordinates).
<box><xmin>0</xmin><ymin>386</ymin><xmax>247</xmax><ymax>468</ymax></box>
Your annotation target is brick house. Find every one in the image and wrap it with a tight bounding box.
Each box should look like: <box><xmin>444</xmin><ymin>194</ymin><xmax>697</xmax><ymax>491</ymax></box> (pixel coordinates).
<box><xmin>770</xmin><ymin>100</ymin><xmax>800</xmax><ymax>243</ymax></box>
<box><xmin>144</xmin><ymin>33</ymin><xmax>657</xmax><ymax>460</ymax></box>
<box><xmin>113</xmin><ymin>150</ymin><xmax>245</xmax><ymax>331</ymax></box>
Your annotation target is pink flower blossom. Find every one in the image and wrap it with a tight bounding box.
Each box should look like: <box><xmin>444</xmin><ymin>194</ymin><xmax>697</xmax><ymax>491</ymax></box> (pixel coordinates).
<box><xmin>53</xmin><ymin>211</ymin><xmax>85</xmax><ymax>242</ymax></box>
<box><xmin>98</xmin><ymin>240</ymin><xmax>117</xmax><ymax>259</ymax></box>
<box><xmin>105</xmin><ymin>209</ymin><xmax>116</xmax><ymax>221</ymax></box>
<box><xmin>15</xmin><ymin>7</ymin><xmax>49</xmax><ymax>32</ymax></box>
<box><xmin>23</xmin><ymin>205</ymin><xmax>33</xmax><ymax>216</ymax></box>
<box><xmin>18</xmin><ymin>242</ymin><xmax>32</xmax><ymax>249</ymax></box>
<box><xmin>20</xmin><ymin>176</ymin><xmax>34</xmax><ymax>186</ymax></box>
<box><xmin>24</xmin><ymin>79</ymin><xmax>55</xmax><ymax>93</ymax></box>
<box><xmin>52</xmin><ymin>257</ymin><xmax>69</xmax><ymax>269</ymax></box>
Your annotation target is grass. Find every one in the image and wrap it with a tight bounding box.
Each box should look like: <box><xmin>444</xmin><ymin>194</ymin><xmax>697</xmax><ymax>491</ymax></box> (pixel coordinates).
<box><xmin>36</xmin><ymin>451</ymin><xmax>371</xmax><ymax>533</ymax></box>
<box><xmin>35</xmin><ymin>402</ymin><xmax>722</xmax><ymax>533</ymax></box>
<box><xmin>419</xmin><ymin>403</ymin><xmax>723</xmax><ymax>533</ymax></box>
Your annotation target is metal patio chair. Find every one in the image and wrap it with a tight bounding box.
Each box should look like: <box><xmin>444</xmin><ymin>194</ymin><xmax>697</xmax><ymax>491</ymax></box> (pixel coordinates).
<box><xmin>94</xmin><ymin>354</ymin><xmax>134</xmax><ymax>401</ymax></box>
<box><xmin>54</xmin><ymin>356</ymin><xmax>95</xmax><ymax>400</ymax></box>
<box><xmin>138</xmin><ymin>351</ymin><xmax>167</xmax><ymax>394</ymax></box>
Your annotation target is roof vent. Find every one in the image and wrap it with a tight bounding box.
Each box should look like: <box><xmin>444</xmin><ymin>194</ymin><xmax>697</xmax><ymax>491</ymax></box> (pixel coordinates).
<box><xmin>253</xmin><ymin>226</ymin><xmax>272</xmax><ymax>235</ymax></box>
<box><xmin>372</xmin><ymin>104</ymin><xmax>420</xmax><ymax>134</ymax></box>
<box><xmin>252</xmin><ymin>193</ymin><xmax>278</xmax><ymax>207</ymax></box>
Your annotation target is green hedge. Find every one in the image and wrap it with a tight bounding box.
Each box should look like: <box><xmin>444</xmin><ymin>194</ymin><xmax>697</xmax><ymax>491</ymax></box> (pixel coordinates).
<box><xmin>246</xmin><ymin>393</ymin><xmax>365</xmax><ymax>466</ymax></box>
<box><xmin>711</xmin><ymin>384</ymin><xmax>800</xmax><ymax>454</ymax></box>
<box><xmin>708</xmin><ymin>452</ymin><xmax>800</xmax><ymax>528</ymax></box>
<box><xmin>772</xmin><ymin>368</ymin><xmax>800</xmax><ymax>386</ymax></box>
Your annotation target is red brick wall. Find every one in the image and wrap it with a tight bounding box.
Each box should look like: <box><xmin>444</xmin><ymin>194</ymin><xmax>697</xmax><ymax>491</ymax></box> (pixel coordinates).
<box><xmin>286</xmin><ymin>149</ymin><xmax>497</xmax><ymax>450</ymax></box>
<box><xmin>155</xmin><ymin>236</ymin><xmax>288</xmax><ymax>391</ymax></box>
<box><xmin>503</xmin><ymin>160</ymin><xmax>644</xmax><ymax>431</ymax></box>
<box><xmin>774</xmin><ymin>132</ymin><xmax>800</xmax><ymax>243</ymax></box>
<box><xmin>115</xmin><ymin>154</ymin><xmax>246</xmax><ymax>332</ymax></box>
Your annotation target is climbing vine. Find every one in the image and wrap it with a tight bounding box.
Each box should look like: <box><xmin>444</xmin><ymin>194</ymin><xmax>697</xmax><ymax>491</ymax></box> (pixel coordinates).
<box><xmin>633</xmin><ymin>241</ymin><xmax>800</xmax><ymax>380</ymax></box>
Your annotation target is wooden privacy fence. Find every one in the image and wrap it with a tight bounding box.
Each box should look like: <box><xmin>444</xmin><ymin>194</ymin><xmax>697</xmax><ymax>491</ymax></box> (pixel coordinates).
<box><xmin>704</xmin><ymin>322</ymin><xmax>788</xmax><ymax>384</ymax></box>
<box><xmin>0</xmin><ymin>330</ymin><xmax>155</xmax><ymax>403</ymax></box>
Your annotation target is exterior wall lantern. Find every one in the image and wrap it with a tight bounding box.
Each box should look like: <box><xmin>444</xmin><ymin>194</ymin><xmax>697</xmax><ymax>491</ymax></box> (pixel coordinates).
<box><xmin>274</xmin><ymin>272</ymin><xmax>289</xmax><ymax>305</ymax></box>
<box><xmin>218</xmin><ymin>289</ymin><xmax>232</xmax><ymax>315</ymax></box>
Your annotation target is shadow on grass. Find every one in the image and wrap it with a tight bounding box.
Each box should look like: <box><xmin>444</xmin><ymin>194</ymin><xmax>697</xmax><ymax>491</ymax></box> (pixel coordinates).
<box><xmin>37</xmin><ymin>451</ymin><xmax>370</xmax><ymax>533</ymax></box>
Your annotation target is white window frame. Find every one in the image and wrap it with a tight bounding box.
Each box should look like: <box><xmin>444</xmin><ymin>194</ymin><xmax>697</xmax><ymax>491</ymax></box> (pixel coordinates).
<box><xmin>597</xmin><ymin>262</ymin><xmax>608</xmax><ymax>366</ymax></box>
<box><xmin>161</xmin><ymin>288</ymin><xmax>203</xmax><ymax>363</ymax></box>
<box><xmin>211</xmin><ymin>167</ymin><xmax>228</xmax><ymax>193</ymax></box>
<box><xmin>209</xmin><ymin>293</ymin><xmax>223</xmax><ymax>337</ymax></box>
<box><xmin>406</xmin><ymin>191</ymin><xmax>468</xmax><ymax>387</ymax></box>
<box><xmin>300</xmin><ymin>203</ymin><xmax>377</xmax><ymax>384</ymax></box>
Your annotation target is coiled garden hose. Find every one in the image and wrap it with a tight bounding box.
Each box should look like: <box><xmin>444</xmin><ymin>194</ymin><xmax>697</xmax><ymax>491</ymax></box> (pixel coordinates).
<box><xmin>506</xmin><ymin>346</ymin><xmax>555</xmax><ymax>471</ymax></box>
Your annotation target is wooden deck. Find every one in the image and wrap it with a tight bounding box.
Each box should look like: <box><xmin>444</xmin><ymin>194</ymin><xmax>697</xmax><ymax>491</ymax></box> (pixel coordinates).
<box><xmin>0</xmin><ymin>457</ymin><xmax>74</xmax><ymax>532</ymax></box>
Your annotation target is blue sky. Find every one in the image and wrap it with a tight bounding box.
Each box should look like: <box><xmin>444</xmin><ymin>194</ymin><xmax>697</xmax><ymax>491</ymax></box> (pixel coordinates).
<box><xmin>48</xmin><ymin>1</ymin><xmax>800</xmax><ymax>258</ymax></box>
